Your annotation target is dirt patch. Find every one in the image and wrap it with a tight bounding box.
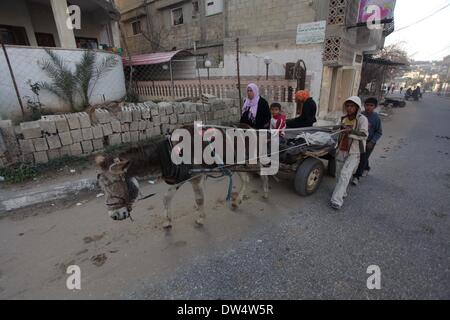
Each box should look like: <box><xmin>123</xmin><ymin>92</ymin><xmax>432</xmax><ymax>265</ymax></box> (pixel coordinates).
<box><xmin>83</xmin><ymin>233</ymin><xmax>105</xmax><ymax>244</ymax></box>
<box><xmin>91</xmin><ymin>254</ymin><xmax>108</xmax><ymax>267</ymax></box>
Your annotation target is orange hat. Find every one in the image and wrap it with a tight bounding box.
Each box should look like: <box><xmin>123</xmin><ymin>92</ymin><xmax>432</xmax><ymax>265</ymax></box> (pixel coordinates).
<box><xmin>295</xmin><ymin>90</ymin><xmax>310</xmax><ymax>102</ymax></box>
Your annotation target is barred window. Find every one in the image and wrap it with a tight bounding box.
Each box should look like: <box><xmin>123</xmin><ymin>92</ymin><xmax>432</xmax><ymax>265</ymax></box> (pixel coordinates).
<box><xmin>132</xmin><ymin>20</ymin><xmax>141</xmax><ymax>35</ymax></box>
<box><xmin>172</xmin><ymin>8</ymin><xmax>184</xmax><ymax>26</ymax></box>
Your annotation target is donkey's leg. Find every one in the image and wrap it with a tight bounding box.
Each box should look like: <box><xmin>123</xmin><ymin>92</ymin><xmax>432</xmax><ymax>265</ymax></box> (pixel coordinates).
<box><xmin>163</xmin><ymin>184</ymin><xmax>182</xmax><ymax>229</ymax></box>
<box><xmin>232</xmin><ymin>172</ymin><xmax>249</xmax><ymax>209</ymax></box>
<box><xmin>191</xmin><ymin>175</ymin><xmax>206</xmax><ymax>226</ymax></box>
<box><xmin>261</xmin><ymin>175</ymin><xmax>270</xmax><ymax>200</ymax></box>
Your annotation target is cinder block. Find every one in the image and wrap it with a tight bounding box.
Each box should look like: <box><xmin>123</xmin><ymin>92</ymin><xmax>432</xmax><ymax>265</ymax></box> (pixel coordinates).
<box><xmin>130</xmin><ymin>121</ymin><xmax>139</xmax><ymax>132</ymax></box>
<box><xmin>70</xmin><ymin>129</ymin><xmax>83</xmax><ymax>143</ymax></box>
<box><xmin>95</xmin><ymin>109</ymin><xmax>111</xmax><ymax>124</ymax></box>
<box><xmin>33</xmin><ymin>138</ymin><xmax>49</xmax><ymax>152</ymax></box>
<box><xmin>82</xmin><ymin>127</ymin><xmax>93</xmax><ymax>140</ymax></box>
<box><xmin>102</xmin><ymin>123</ymin><xmax>113</xmax><ymax>136</ymax></box>
<box><xmin>120</xmin><ymin>106</ymin><xmax>132</xmax><ymax>123</ymax></box>
<box><xmin>152</xmin><ymin>126</ymin><xmax>161</xmax><ymax>137</ymax></box>
<box><xmin>121</xmin><ymin>124</ymin><xmax>129</xmax><ymax>132</ymax></box>
<box><xmin>144</xmin><ymin>101</ymin><xmax>158</xmax><ymax>109</ymax></box>
<box><xmin>111</xmin><ymin>120</ymin><xmax>121</xmax><ymax>133</ymax></box>
<box><xmin>140</xmin><ymin>105</ymin><xmax>151</xmax><ymax>119</ymax></box>
<box><xmin>39</xmin><ymin>119</ymin><xmax>57</xmax><ymax>134</ymax></box>
<box><xmin>54</xmin><ymin>115</ymin><xmax>69</xmax><ymax>132</ymax></box>
<box><xmin>46</xmin><ymin>135</ymin><xmax>62</xmax><ymax>150</ymax></box>
<box><xmin>121</xmin><ymin>132</ymin><xmax>131</xmax><ymax>144</ymax></box>
<box><xmin>150</xmin><ymin>108</ymin><xmax>159</xmax><ymax>117</ymax></box>
<box><xmin>78</xmin><ymin>112</ymin><xmax>91</xmax><ymax>128</ymax></box>
<box><xmin>92</xmin><ymin>125</ymin><xmax>104</xmax><ymax>139</ymax></box>
<box><xmin>130</xmin><ymin>131</ymin><xmax>139</xmax><ymax>143</ymax></box>
<box><xmin>47</xmin><ymin>149</ymin><xmax>61</xmax><ymax>160</ymax></box>
<box><xmin>20</xmin><ymin>121</ymin><xmax>42</xmax><ymax>139</ymax></box>
<box><xmin>161</xmin><ymin>116</ymin><xmax>169</xmax><ymax>124</ymax></box>
<box><xmin>139</xmin><ymin>121</ymin><xmax>147</xmax><ymax>131</ymax></box>
<box><xmin>169</xmin><ymin>114</ymin><xmax>178</xmax><ymax>124</ymax></box>
<box><xmin>139</xmin><ymin>131</ymin><xmax>147</xmax><ymax>141</ymax></box>
<box><xmin>132</xmin><ymin>107</ymin><xmax>142</xmax><ymax>121</ymax></box>
<box><xmin>108</xmin><ymin>133</ymin><xmax>122</xmax><ymax>146</ymax></box>
<box><xmin>65</xmin><ymin>114</ymin><xmax>80</xmax><ymax>130</ymax></box>
<box><xmin>81</xmin><ymin>140</ymin><xmax>93</xmax><ymax>154</ymax></box>
<box><xmin>19</xmin><ymin>139</ymin><xmax>35</xmax><ymax>154</ymax></box>
<box><xmin>34</xmin><ymin>151</ymin><xmax>49</xmax><ymax>164</ymax></box>
<box><xmin>152</xmin><ymin>115</ymin><xmax>161</xmax><ymax>125</ymax></box>
<box><xmin>20</xmin><ymin>153</ymin><xmax>34</xmax><ymax>164</ymax></box>
<box><xmin>60</xmin><ymin>146</ymin><xmax>71</xmax><ymax>157</ymax></box>
<box><xmin>59</xmin><ymin>132</ymin><xmax>73</xmax><ymax>146</ymax></box>
<box><xmin>92</xmin><ymin>139</ymin><xmax>104</xmax><ymax>151</ymax></box>
<box><xmin>70</xmin><ymin>143</ymin><xmax>83</xmax><ymax>156</ymax></box>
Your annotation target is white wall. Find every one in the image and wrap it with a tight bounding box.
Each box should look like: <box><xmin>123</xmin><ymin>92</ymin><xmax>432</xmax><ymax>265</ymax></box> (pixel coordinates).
<box><xmin>0</xmin><ymin>46</ymin><xmax>126</xmax><ymax>121</ymax></box>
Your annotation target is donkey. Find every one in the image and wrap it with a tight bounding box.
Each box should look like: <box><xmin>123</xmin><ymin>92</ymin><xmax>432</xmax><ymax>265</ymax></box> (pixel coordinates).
<box><xmin>96</xmin><ymin>124</ymin><xmax>274</xmax><ymax>229</ymax></box>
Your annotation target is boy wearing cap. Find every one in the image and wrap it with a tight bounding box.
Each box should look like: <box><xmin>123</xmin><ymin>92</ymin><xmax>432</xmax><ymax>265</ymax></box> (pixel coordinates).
<box><xmin>330</xmin><ymin>96</ymin><xmax>369</xmax><ymax>210</ymax></box>
<box><xmin>286</xmin><ymin>90</ymin><xmax>317</xmax><ymax>128</ymax></box>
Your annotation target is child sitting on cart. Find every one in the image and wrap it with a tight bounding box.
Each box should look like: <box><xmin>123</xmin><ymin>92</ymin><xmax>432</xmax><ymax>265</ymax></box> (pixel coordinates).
<box><xmin>269</xmin><ymin>103</ymin><xmax>286</xmax><ymax>140</ymax></box>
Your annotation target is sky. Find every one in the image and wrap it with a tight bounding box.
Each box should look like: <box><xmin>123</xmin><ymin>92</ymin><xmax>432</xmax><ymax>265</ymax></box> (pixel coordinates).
<box><xmin>385</xmin><ymin>0</ymin><xmax>450</xmax><ymax>61</ymax></box>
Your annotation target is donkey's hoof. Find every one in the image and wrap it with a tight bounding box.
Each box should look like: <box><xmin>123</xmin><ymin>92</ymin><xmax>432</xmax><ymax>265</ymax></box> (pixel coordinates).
<box><xmin>163</xmin><ymin>221</ymin><xmax>173</xmax><ymax>229</ymax></box>
<box><xmin>195</xmin><ymin>218</ymin><xmax>205</xmax><ymax>226</ymax></box>
<box><xmin>231</xmin><ymin>202</ymin><xmax>239</xmax><ymax>210</ymax></box>
<box><xmin>263</xmin><ymin>194</ymin><xmax>269</xmax><ymax>200</ymax></box>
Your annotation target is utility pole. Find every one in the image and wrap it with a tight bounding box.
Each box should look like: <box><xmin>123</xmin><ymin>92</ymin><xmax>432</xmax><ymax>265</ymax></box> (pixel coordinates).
<box><xmin>236</xmin><ymin>38</ymin><xmax>242</xmax><ymax>105</ymax></box>
<box><xmin>1</xmin><ymin>42</ymin><xmax>25</xmax><ymax>117</ymax></box>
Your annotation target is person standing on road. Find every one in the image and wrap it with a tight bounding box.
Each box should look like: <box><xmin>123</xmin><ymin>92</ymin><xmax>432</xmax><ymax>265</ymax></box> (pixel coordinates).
<box><xmin>286</xmin><ymin>90</ymin><xmax>317</xmax><ymax>128</ymax></box>
<box><xmin>330</xmin><ymin>96</ymin><xmax>368</xmax><ymax>211</ymax></box>
<box><xmin>240</xmin><ymin>83</ymin><xmax>271</xmax><ymax>130</ymax></box>
<box><xmin>352</xmin><ymin>98</ymin><xmax>383</xmax><ymax>185</ymax></box>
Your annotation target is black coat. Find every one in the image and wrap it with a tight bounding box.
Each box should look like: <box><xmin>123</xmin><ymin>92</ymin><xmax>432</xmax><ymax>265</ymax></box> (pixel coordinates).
<box><xmin>240</xmin><ymin>97</ymin><xmax>271</xmax><ymax>130</ymax></box>
<box><xmin>286</xmin><ymin>97</ymin><xmax>317</xmax><ymax>128</ymax></box>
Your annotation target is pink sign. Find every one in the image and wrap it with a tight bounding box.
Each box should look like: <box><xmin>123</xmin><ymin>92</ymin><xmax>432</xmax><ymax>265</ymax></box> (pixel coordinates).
<box><xmin>358</xmin><ymin>0</ymin><xmax>396</xmax><ymax>23</ymax></box>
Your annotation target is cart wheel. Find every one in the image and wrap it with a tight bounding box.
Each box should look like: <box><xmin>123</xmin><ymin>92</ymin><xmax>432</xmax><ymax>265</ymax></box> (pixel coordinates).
<box><xmin>294</xmin><ymin>158</ymin><xmax>325</xmax><ymax>197</ymax></box>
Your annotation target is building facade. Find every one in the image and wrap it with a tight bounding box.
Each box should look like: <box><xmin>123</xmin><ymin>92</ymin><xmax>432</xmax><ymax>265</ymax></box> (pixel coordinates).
<box><xmin>117</xmin><ymin>0</ymin><xmax>394</xmax><ymax>121</ymax></box>
<box><xmin>0</xmin><ymin>0</ymin><xmax>121</xmax><ymax>50</ymax></box>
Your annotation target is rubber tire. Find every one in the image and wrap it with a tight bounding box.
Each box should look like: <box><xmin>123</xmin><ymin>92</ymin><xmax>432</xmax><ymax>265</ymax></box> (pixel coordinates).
<box><xmin>294</xmin><ymin>158</ymin><xmax>325</xmax><ymax>197</ymax></box>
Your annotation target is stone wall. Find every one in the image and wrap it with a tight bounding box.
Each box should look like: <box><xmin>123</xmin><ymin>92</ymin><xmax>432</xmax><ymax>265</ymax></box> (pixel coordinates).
<box><xmin>0</xmin><ymin>98</ymin><xmax>246</xmax><ymax>167</ymax></box>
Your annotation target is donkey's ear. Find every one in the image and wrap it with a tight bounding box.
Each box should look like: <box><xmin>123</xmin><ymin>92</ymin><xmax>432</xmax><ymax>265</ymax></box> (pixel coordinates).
<box><xmin>109</xmin><ymin>159</ymin><xmax>131</xmax><ymax>174</ymax></box>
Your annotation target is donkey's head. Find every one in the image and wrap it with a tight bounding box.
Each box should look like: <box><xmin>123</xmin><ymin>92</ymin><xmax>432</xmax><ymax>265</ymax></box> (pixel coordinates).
<box><xmin>95</xmin><ymin>155</ymin><xmax>139</xmax><ymax>221</ymax></box>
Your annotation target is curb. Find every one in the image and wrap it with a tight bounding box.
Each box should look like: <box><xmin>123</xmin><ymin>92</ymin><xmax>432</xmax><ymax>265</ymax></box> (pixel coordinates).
<box><xmin>0</xmin><ymin>178</ymin><xmax>99</xmax><ymax>213</ymax></box>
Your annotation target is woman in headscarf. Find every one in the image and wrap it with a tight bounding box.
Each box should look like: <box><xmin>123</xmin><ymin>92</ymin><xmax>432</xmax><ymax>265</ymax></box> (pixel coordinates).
<box><xmin>240</xmin><ymin>83</ymin><xmax>271</xmax><ymax>130</ymax></box>
<box><xmin>286</xmin><ymin>90</ymin><xmax>317</xmax><ymax>128</ymax></box>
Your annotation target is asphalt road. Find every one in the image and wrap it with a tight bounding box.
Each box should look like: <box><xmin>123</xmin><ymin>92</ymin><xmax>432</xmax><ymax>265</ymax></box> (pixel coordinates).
<box><xmin>1</xmin><ymin>94</ymin><xmax>449</xmax><ymax>299</ymax></box>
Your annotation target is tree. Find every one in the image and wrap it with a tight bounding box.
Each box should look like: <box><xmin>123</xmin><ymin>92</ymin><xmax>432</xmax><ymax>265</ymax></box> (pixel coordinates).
<box><xmin>359</xmin><ymin>44</ymin><xmax>410</xmax><ymax>95</ymax></box>
<box><xmin>39</xmin><ymin>49</ymin><xmax>118</xmax><ymax>111</ymax></box>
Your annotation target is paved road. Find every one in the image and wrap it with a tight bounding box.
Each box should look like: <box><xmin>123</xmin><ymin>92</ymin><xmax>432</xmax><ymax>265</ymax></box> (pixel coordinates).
<box><xmin>1</xmin><ymin>94</ymin><xmax>449</xmax><ymax>299</ymax></box>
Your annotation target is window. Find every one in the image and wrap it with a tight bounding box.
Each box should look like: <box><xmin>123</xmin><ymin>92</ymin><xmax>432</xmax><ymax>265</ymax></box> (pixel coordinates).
<box><xmin>0</xmin><ymin>25</ymin><xmax>29</xmax><ymax>46</ymax></box>
<box><xmin>75</xmin><ymin>37</ymin><xmax>99</xmax><ymax>49</ymax></box>
<box><xmin>205</xmin><ymin>0</ymin><xmax>223</xmax><ymax>16</ymax></box>
<box><xmin>192</xmin><ymin>1</ymin><xmax>199</xmax><ymax>19</ymax></box>
<box><xmin>132</xmin><ymin>20</ymin><xmax>141</xmax><ymax>35</ymax></box>
<box><xmin>172</xmin><ymin>8</ymin><xmax>184</xmax><ymax>26</ymax></box>
<box><xmin>35</xmin><ymin>33</ymin><xmax>56</xmax><ymax>47</ymax></box>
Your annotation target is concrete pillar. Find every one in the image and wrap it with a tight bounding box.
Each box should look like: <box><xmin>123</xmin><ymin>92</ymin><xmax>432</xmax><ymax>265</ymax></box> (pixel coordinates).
<box><xmin>50</xmin><ymin>0</ymin><xmax>77</xmax><ymax>49</ymax></box>
<box><xmin>111</xmin><ymin>21</ymin><xmax>121</xmax><ymax>48</ymax></box>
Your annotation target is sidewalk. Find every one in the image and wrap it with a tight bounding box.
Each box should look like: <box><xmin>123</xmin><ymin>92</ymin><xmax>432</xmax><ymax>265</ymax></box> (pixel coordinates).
<box><xmin>0</xmin><ymin>165</ymin><xmax>99</xmax><ymax>213</ymax></box>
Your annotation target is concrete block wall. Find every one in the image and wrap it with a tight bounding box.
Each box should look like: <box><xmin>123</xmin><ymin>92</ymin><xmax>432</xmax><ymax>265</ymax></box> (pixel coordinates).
<box><xmin>0</xmin><ymin>98</ymin><xmax>242</xmax><ymax>168</ymax></box>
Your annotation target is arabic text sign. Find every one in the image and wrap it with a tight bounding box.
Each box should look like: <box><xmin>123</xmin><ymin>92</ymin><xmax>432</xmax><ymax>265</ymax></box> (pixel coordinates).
<box><xmin>358</xmin><ymin>0</ymin><xmax>396</xmax><ymax>23</ymax></box>
<box><xmin>296</xmin><ymin>21</ymin><xmax>327</xmax><ymax>45</ymax></box>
